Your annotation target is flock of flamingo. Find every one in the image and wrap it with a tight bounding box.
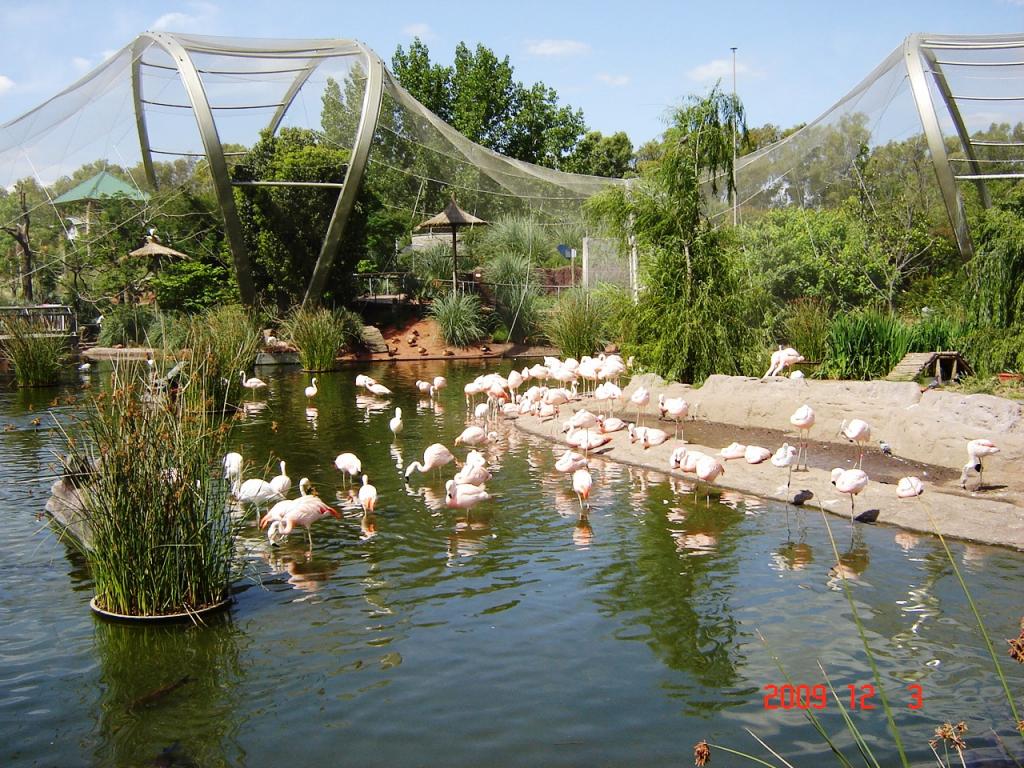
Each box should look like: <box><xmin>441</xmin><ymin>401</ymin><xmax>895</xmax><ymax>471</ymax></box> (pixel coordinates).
<box><xmin>222</xmin><ymin>347</ymin><xmax>1001</xmax><ymax>550</ymax></box>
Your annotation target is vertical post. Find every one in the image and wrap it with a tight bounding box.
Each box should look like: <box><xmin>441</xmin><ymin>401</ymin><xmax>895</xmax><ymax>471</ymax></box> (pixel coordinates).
<box><xmin>452</xmin><ymin>228</ymin><xmax>458</xmax><ymax>293</ymax></box>
<box><xmin>731</xmin><ymin>46</ymin><xmax>738</xmax><ymax>227</ymax></box>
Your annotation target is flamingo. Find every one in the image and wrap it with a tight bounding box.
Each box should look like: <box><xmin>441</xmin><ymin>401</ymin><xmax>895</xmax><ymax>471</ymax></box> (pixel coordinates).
<box><xmin>627</xmin><ymin>423</ymin><xmax>668</xmax><ymax>448</ymax></box>
<box><xmin>719</xmin><ymin>442</ymin><xmax>747</xmax><ymax>460</ymax></box>
<box><xmin>831</xmin><ymin>467</ymin><xmax>869</xmax><ymax>521</ymax></box>
<box><xmin>269</xmin><ymin>460</ymin><xmax>291</xmax><ymax>496</ymax></box>
<box><xmin>236</xmin><ymin>475</ymin><xmax>284</xmax><ymax>523</ymax></box>
<box><xmin>261</xmin><ymin>477</ymin><xmax>313</xmax><ymax>527</ymax></box>
<box><xmin>416</xmin><ymin>380</ymin><xmax>432</xmax><ymax>396</ymax></box>
<box><xmin>566</xmin><ymin>429</ymin><xmax>612</xmax><ymax>452</ymax></box>
<box><xmin>239</xmin><ymin>370</ymin><xmax>267</xmax><ymax>398</ymax></box>
<box><xmin>222</xmin><ymin>452</ymin><xmax>243</xmax><ymax>493</ymax></box>
<box><xmin>455</xmin><ymin>426</ymin><xmax>496</xmax><ymax>447</ymax></box>
<box><xmin>445</xmin><ymin>479</ymin><xmax>492</xmax><ymax>509</ymax></box>
<box><xmin>962</xmin><ymin>438</ymin><xmax>999</xmax><ymax>490</ymax></box>
<box><xmin>658</xmin><ymin>394</ymin><xmax>689</xmax><ymax>439</ymax></box>
<box><xmin>763</xmin><ymin>346</ymin><xmax>805</xmax><ymax>377</ymax></box>
<box><xmin>771</xmin><ymin>443</ymin><xmax>798</xmax><ymax>488</ymax></box>
<box><xmin>264</xmin><ymin>493</ymin><xmax>340</xmax><ymax>550</ymax></box>
<box><xmin>304</xmin><ymin>377</ymin><xmax>318</xmax><ymax>399</ymax></box>
<box><xmin>555</xmin><ymin>450</ymin><xmax>588</xmax><ymax>474</ymax></box>
<box><xmin>838</xmin><ymin>418</ymin><xmax>872</xmax><ymax>468</ymax></box>
<box><xmin>572</xmin><ymin>468</ymin><xmax>593</xmax><ymax>510</ymax></box>
<box><xmin>389</xmin><ymin>407</ymin><xmax>404</xmax><ymax>437</ymax></box>
<box><xmin>334</xmin><ymin>452</ymin><xmax>362</xmax><ymax>486</ymax></box>
<box><xmin>743</xmin><ymin>445</ymin><xmax>771</xmax><ymax>464</ymax></box>
<box><xmin>695</xmin><ymin>456</ymin><xmax>725</xmax><ymax>485</ymax></box>
<box><xmin>474</xmin><ymin>402</ymin><xmax>490</xmax><ymax>422</ymax></box>
<box><xmin>629</xmin><ymin>386</ymin><xmax>650</xmax><ymax>425</ymax></box>
<box><xmin>358</xmin><ymin>475</ymin><xmax>378</xmax><ymax>513</ymax></box>
<box><xmin>790</xmin><ymin>404</ymin><xmax>815</xmax><ymax>470</ymax></box>
<box><xmin>454</xmin><ymin>460</ymin><xmax>491</xmax><ymax>486</ymax></box>
<box><xmin>405</xmin><ymin>443</ymin><xmax>456</xmax><ymax>479</ymax></box>
<box><xmin>432</xmin><ymin>376</ymin><xmax>447</xmax><ymax>392</ymax></box>
<box><xmin>367</xmin><ymin>382</ymin><xmax>392</xmax><ymax>397</ymax></box>
<box><xmin>896</xmin><ymin>476</ymin><xmax>924</xmax><ymax>499</ymax></box>
<box><xmin>597</xmin><ymin>415</ymin><xmax>626</xmax><ymax>434</ymax></box>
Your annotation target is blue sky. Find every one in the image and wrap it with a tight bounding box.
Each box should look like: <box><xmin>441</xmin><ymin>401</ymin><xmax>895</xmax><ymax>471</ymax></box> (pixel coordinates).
<box><xmin>0</xmin><ymin>0</ymin><xmax>1021</xmax><ymax>147</ymax></box>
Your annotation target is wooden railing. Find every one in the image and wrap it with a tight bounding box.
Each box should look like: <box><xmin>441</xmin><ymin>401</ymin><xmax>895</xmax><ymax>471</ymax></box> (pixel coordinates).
<box><xmin>354</xmin><ymin>272</ymin><xmax>579</xmax><ymax>302</ymax></box>
<box><xmin>0</xmin><ymin>304</ymin><xmax>77</xmax><ymax>336</ymax></box>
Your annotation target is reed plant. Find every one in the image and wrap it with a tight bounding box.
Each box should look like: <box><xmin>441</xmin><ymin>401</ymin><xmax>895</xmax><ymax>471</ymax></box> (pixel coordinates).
<box><xmin>98</xmin><ymin>305</ymin><xmax>157</xmax><ymax>347</ymax></box>
<box><xmin>487</xmin><ymin>250</ymin><xmax>543</xmax><ymax>343</ymax></box>
<box><xmin>183</xmin><ymin>304</ymin><xmax>262</xmax><ymax>411</ymax></box>
<box><xmin>407</xmin><ymin>242</ymin><xmax>454</xmax><ymax>301</ymax></box>
<box><xmin>477</xmin><ymin>214</ymin><xmax>554</xmax><ymax>263</ymax></box>
<box><xmin>782</xmin><ymin>298</ymin><xmax>831</xmax><ymax>363</ymax></box>
<box><xmin>0</xmin><ymin>317</ymin><xmax>67</xmax><ymax>386</ymax></box>
<box><xmin>280</xmin><ymin>306</ymin><xmax>357</xmax><ymax>371</ymax></box>
<box><xmin>430</xmin><ymin>291</ymin><xmax>487</xmax><ymax>347</ymax></box>
<box><xmin>818</xmin><ymin>309</ymin><xmax>915</xmax><ymax>380</ymax></box>
<box><xmin>544</xmin><ymin>287</ymin><xmax>608</xmax><ymax>359</ymax></box>
<box><xmin>60</xmin><ymin>361</ymin><xmax>240</xmax><ymax>616</ymax></box>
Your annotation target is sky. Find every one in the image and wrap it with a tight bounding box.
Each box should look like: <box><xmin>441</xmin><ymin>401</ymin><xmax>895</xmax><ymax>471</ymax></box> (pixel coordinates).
<box><xmin>0</xmin><ymin>0</ymin><xmax>1021</xmax><ymax>148</ymax></box>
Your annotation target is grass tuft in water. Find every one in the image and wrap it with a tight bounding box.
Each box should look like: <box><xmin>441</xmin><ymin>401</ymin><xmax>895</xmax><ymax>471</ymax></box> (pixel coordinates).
<box><xmin>182</xmin><ymin>305</ymin><xmax>262</xmax><ymax>411</ymax></box>
<box><xmin>60</xmin><ymin>359</ymin><xmax>240</xmax><ymax>617</ymax></box>
<box><xmin>281</xmin><ymin>306</ymin><xmax>361</xmax><ymax>371</ymax></box>
<box><xmin>0</xmin><ymin>317</ymin><xmax>67</xmax><ymax>386</ymax></box>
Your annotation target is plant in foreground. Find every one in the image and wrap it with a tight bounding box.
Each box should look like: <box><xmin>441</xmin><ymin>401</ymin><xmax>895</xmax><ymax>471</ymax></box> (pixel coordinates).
<box><xmin>430</xmin><ymin>292</ymin><xmax>487</xmax><ymax>348</ymax></box>
<box><xmin>281</xmin><ymin>306</ymin><xmax>358</xmax><ymax>371</ymax></box>
<box><xmin>59</xmin><ymin>361</ymin><xmax>240</xmax><ymax>616</ymax></box>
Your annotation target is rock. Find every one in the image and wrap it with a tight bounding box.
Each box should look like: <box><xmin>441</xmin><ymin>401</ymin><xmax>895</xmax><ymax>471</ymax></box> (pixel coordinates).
<box><xmin>604</xmin><ymin>343</ymin><xmax>620</xmax><ymax>354</ymax></box>
<box><xmin>360</xmin><ymin>325</ymin><xmax>389</xmax><ymax>354</ymax></box>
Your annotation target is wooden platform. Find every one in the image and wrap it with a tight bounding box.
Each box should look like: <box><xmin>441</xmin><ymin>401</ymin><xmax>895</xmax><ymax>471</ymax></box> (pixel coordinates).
<box><xmin>886</xmin><ymin>351</ymin><xmax>972</xmax><ymax>382</ymax></box>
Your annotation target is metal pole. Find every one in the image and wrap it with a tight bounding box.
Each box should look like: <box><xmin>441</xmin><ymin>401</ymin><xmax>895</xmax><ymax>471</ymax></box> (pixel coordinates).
<box><xmin>731</xmin><ymin>46</ymin><xmax>738</xmax><ymax>227</ymax></box>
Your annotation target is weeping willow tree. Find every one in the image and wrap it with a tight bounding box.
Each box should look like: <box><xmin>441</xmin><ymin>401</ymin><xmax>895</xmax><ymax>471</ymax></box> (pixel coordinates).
<box><xmin>586</xmin><ymin>87</ymin><xmax>772</xmax><ymax>383</ymax></box>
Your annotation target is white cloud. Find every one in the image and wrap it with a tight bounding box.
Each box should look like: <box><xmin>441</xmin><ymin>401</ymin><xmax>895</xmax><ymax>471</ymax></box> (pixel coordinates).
<box><xmin>686</xmin><ymin>58</ymin><xmax>761</xmax><ymax>83</ymax></box>
<box><xmin>0</xmin><ymin>75</ymin><xmax>14</xmax><ymax>95</ymax></box>
<box><xmin>596</xmin><ymin>73</ymin><xmax>630</xmax><ymax>87</ymax></box>
<box><xmin>525</xmin><ymin>39</ymin><xmax>591</xmax><ymax>57</ymax></box>
<box><xmin>71</xmin><ymin>57</ymin><xmax>91</xmax><ymax>73</ymax></box>
<box><xmin>401</xmin><ymin>22</ymin><xmax>435</xmax><ymax>40</ymax></box>
<box><xmin>151</xmin><ymin>2</ymin><xmax>219</xmax><ymax>32</ymax></box>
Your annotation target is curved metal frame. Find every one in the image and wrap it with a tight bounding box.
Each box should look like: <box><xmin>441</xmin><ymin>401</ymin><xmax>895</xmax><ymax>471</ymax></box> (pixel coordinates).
<box><xmin>904</xmin><ymin>34</ymin><xmax>974</xmax><ymax>259</ymax></box>
<box><xmin>303</xmin><ymin>43</ymin><xmax>384</xmax><ymax>307</ymax></box>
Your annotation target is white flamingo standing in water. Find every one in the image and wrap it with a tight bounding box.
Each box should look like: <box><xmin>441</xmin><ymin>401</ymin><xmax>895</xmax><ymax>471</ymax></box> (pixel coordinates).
<box><xmin>269</xmin><ymin>460</ymin><xmax>291</xmax><ymax>496</ymax></box>
<box><xmin>239</xmin><ymin>370</ymin><xmax>267</xmax><ymax>398</ymax></box>
<box><xmin>405</xmin><ymin>443</ymin><xmax>456</xmax><ymax>480</ymax></box>
<box><xmin>445</xmin><ymin>479</ymin><xmax>492</xmax><ymax>509</ymax></box>
<box><xmin>838</xmin><ymin>418</ymin><xmax>872</xmax><ymax>468</ymax></box>
<box><xmin>304</xmin><ymin>377</ymin><xmax>318</xmax><ymax>399</ymax></box>
<box><xmin>572</xmin><ymin>468</ymin><xmax>593</xmax><ymax>511</ymax></box>
<box><xmin>263</xmin><ymin>492</ymin><xmax>340</xmax><ymax>551</ymax></box>
<box><xmin>789</xmin><ymin>404</ymin><xmax>815</xmax><ymax>470</ymax></box>
<box><xmin>389</xmin><ymin>407</ymin><xmax>404</xmax><ymax>438</ymax></box>
<box><xmin>334</xmin><ymin>452</ymin><xmax>362</xmax><ymax>487</ymax></box>
<box><xmin>358</xmin><ymin>475</ymin><xmax>378</xmax><ymax>513</ymax></box>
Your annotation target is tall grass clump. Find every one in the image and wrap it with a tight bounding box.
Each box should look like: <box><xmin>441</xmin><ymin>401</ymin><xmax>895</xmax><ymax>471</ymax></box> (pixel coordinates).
<box><xmin>406</xmin><ymin>242</ymin><xmax>454</xmax><ymax>301</ymax></box>
<box><xmin>430</xmin><ymin>292</ymin><xmax>487</xmax><ymax>347</ymax></box>
<box><xmin>487</xmin><ymin>251</ymin><xmax>543</xmax><ymax>343</ymax></box>
<box><xmin>477</xmin><ymin>214</ymin><xmax>554</xmax><ymax>263</ymax></box>
<box><xmin>0</xmin><ymin>317</ymin><xmax>67</xmax><ymax>386</ymax></box>
<box><xmin>281</xmin><ymin>306</ymin><xmax>357</xmax><ymax>371</ymax></box>
<box><xmin>98</xmin><ymin>305</ymin><xmax>157</xmax><ymax>347</ymax></box>
<box><xmin>61</xmin><ymin>363</ymin><xmax>239</xmax><ymax>616</ymax></box>
<box><xmin>818</xmin><ymin>309</ymin><xmax>915</xmax><ymax>380</ymax></box>
<box><xmin>782</xmin><ymin>298</ymin><xmax>831</xmax><ymax>363</ymax></box>
<box><xmin>184</xmin><ymin>304</ymin><xmax>262</xmax><ymax>409</ymax></box>
<box><xmin>545</xmin><ymin>288</ymin><xmax>608</xmax><ymax>359</ymax></box>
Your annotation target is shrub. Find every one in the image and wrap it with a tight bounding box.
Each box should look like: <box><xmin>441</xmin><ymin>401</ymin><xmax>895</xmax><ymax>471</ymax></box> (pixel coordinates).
<box><xmin>98</xmin><ymin>305</ymin><xmax>157</xmax><ymax>347</ymax></box>
<box><xmin>185</xmin><ymin>305</ymin><xmax>262</xmax><ymax>409</ymax></box>
<box><xmin>0</xmin><ymin>317</ymin><xmax>67</xmax><ymax>386</ymax></box>
<box><xmin>430</xmin><ymin>292</ymin><xmax>487</xmax><ymax>347</ymax></box>
<box><xmin>406</xmin><ymin>242</ymin><xmax>454</xmax><ymax>301</ymax></box>
<box><xmin>477</xmin><ymin>214</ymin><xmax>556</xmax><ymax>265</ymax></box>
<box><xmin>818</xmin><ymin>309</ymin><xmax>913</xmax><ymax>380</ymax></box>
<box><xmin>487</xmin><ymin>250</ymin><xmax>543</xmax><ymax>343</ymax></box>
<box><xmin>782</xmin><ymin>298</ymin><xmax>831</xmax><ymax>363</ymax></box>
<box><xmin>280</xmin><ymin>306</ymin><xmax>359</xmax><ymax>371</ymax></box>
<box><xmin>61</xmin><ymin>363</ymin><xmax>239</xmax><ymax>616</ymax></box>
<box><xmin>545</xmin><ymin>288</ymin><xmax>608</xmax><ymax>359</ymax></box>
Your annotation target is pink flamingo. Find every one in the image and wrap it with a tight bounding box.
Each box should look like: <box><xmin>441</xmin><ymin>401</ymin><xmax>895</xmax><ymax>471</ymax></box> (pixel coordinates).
<box><xmin>771</xmin><ymin>443</ymin><xmax>798</xmax><ymax>488</ymax></box>
<box><xmin>629</xmin><ymin>386</ymin><xmax>650</xmax><ymax>426</ymax></box>
<box><xmin>962</xmin><ymin>439</ymin><xmax>999</xmax><ymax>490</ymax></box>
<box><xmin>896</xmin><ymin>476</ymin><xmax>924</xmax><ymax>499</ymax></box>
<box><xmin>838</xmin><ymin>418</ymin><xmax>871</xmax><ymax>468</ymax></box>
<box><xmin>763</xmin><ymin>346</ymin><xmax>805</xmax><ymax>377</ymax></box>
<box><xmin>790</xmin><ymin>404</ymin><xmax>815</xmax><ymax>470</ymax></box>
<box><xmin>658</xmin><ymin>394</ymin><xmax>689</xmax><ymax>439</ymax></box>
<box><xmin>572</xmin><ymin>468</ymin><xmax>593</xmax><ymax>510</ymax></box>
<box><xmin>831</xmin><ymin>467</ymin><xmax>869</xmax><ymax>521</ymax></box>
<box><xmin>445</xmin><ymin>479</ymin><xmax>492</xmax><ymax>509</ymax></box>
<box><xmin>262</xmin><ymin>493</ymin><xmax>340</xmax><ymax>550</ymax></box>
<box><xmin>405</xmin><ymin>443</ymin><xmax>456</xmax><ymax>479</ymax></box>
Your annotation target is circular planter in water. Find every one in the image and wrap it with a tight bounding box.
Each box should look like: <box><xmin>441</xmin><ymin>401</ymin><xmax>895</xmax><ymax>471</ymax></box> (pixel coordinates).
<box><xmin>89</xmin><ymin>596</ymin><xmax>232</xmax><ymax>624</ymax></box>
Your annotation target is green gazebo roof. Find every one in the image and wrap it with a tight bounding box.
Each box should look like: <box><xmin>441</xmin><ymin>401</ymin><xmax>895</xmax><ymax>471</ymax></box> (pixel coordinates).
<box><xmin>52</xmin><ymin>170</ymin><xmax>148</xmax><ymax>204</ymax></box>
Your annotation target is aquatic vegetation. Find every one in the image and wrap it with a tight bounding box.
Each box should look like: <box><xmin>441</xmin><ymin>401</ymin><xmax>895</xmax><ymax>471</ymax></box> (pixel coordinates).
<box><xmin>0</xmin><ymin>317</ymin><xmax>67</xmax><ymax>386</ymax></box>
<box><xmin>59</xmin><ymin>362</ymin><xmax>240</xmax><ymax>616</ymax></box>
<box><xmin>281</xmin><ymin>306</ymin><xmax>360</xmax><ymax>371</ymax></box>
<box><xmin>183</xmin><ymin>304</ymin><xmax>262</xmax><ymax>410</ymax></box>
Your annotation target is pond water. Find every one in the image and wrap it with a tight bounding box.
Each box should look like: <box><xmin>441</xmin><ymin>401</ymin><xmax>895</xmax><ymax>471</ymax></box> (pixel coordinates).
<box><xmin>3</xmin><ymin>360</ymin><xmax>1024</xmax><ymax>767</ymax></box>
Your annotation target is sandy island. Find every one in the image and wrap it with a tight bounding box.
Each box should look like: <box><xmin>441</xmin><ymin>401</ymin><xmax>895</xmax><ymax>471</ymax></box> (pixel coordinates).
<box><xmin>512</xmin><ymin>373</ymin><xmax>1024</xmax><ymax>552</ymax></box>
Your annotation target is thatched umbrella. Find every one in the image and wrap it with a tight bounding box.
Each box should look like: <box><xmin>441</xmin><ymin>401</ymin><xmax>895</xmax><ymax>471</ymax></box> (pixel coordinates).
<box><xmin>128</xmin><ymin>235</ymin><xmax>188</xmax><ymax>260</ymax></box>
<box><xmin>415</xmin><ymin>195</ymin><xmax>487</xmax><ymax>292</ymax></box>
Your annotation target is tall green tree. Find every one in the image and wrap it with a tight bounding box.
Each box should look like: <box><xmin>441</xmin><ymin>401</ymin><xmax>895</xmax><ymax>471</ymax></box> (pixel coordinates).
<box><xmin>564</xmin><ymin>131</ymin><xmax>635</xmax><ymax>178</ymax></box>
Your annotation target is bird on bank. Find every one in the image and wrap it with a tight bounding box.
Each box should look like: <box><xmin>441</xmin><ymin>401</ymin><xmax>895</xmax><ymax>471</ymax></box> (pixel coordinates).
<box><xmin>304</xmin><ymin>377</ymin><xmax>318</xmax><ymax>399</ymax></box>
<box><xmin>658</xmin><ymin>394</ymin><xmax>689</xmax><ymax>440</ymax></box>
<box><xmin>831</xmin><ymin>467</ymin><xmax>869</xmax><ymax>521</ymax></box>
<box><xmin>961</xmin><ymin>438</ymin><xmax>999</xmax><ymax>490</ymax></box>
<box><xmin>771</xmin><ymin>443</ymin><xmax>798</xmax><ymax>488</ymax></box>
<box><xmin>629</xmin><ymin>386</ymin><xmax>651</xmax><ymax>426</ymax></box>
<box><xmin>764</xmin><ymin>346</ymin><xmax>805</xmax><ymax>377</ymax></box>
<box><xmin>896</xmin><ymin>476</ymin><xmax>924</xmax><ymax>499</ymax></box>
<box><xmin>789</xmin><ymin>404</ymin><xmax>815</xmax><ymax>470</ymax></box>
<box><xmin>838</xmin><ymin>418</ymin><xmax>872</xmax><ymax>468</ymax></box>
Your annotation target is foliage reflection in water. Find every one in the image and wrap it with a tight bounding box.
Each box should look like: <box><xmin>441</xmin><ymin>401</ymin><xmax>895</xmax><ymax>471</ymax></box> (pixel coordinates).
<box><xmin>2</xmin><ymin>360</ymin><xmax>1023</xmax><ymax>766</ymax></box>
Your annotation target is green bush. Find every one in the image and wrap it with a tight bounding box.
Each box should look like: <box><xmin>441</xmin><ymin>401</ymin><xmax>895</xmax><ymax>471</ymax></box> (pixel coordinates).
<box><xmin>782</xmin><ymin>298</ymin><xmax>831</xmax><ymax>363</ymax></box>
<box><xmin>430</xmin><ymin>292</ymin><xmax>487</xmax><ymax>348</ymax></box>
<box><xmin>150</xmin><ymin>260</ymin><xmax>237</xmax><ymax>313</ymax></box>
<box><xmin>476</xmin><ymin>214</ymin><xmax>555</xmax><ymax>264</ymax></box>
<box><xmin>545</xmin><ymin>288</ymin><xmax>608</xmax><ymax>359</ymax></box>
<box><xmin>281</xmin><ymin>306</ymin><xmax>361</xmax><ymax>371</ymax></box>
<box><xmin>406</xmin><ymin>243</ymin><xmax>454</xmax><ymax>301</ymax></box>
<box><xmin>0</xmin><ymin>318</ymin><xmax>67</xmax><ymax>386</ymax></box>
<box><xmin>98</xmin><ymin>305</ymin><xmax>157</xmax><ymax>347</ymax></box>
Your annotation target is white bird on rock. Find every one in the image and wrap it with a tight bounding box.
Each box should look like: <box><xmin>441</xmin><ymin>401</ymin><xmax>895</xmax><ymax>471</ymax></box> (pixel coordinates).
<box><xmin>790</xmin><ymin>404</ymin><xmax>815</xmax><ymax>470</ymax></box>
<box><xmin>896</xmin><ymin>476</ymin><xmax>924</xmax><ymax>499</ymax></box>
<box><xmin>764</xmin><ymin>346</ymin><xmax>805</xmax><ymax>378</ymax></box>
<box><xmin>838</xmin><ymin>418</ymin><xmax>872</xmax><ymax>468</ymax></box>
<box><xmin>771</xmin><ymin>443</ymin><xmax>798</xmax><ymax>488</ymax></box>
<box><xmin>961</xmin><ymin>438</ymin><xmax>999</xmax><ymax>490</ymax></box>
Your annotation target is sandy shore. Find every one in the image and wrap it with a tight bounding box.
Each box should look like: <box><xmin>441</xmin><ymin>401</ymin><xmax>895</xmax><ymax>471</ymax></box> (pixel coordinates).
<box><xmin>512</xmin><ymin>373</ymin><xmax>1024</xmax><ymax>551</ymax></box>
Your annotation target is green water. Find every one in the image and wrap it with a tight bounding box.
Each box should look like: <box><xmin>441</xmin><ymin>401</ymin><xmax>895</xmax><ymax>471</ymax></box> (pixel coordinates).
<box><xmin>3</xmin><ymin>360</ymin><xmax>1024</xmax><ymax>766</ymax></box>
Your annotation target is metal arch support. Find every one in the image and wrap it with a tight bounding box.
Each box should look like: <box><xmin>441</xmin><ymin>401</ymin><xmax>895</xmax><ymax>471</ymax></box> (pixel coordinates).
<box><xmin>137</xmin><ymin>31</ymin><xmax>257</xmax><ymax>305</ymax></box>
<box><xmin>302</xmin><ymin>44</ymin><xmax>384</xmax><ymax>307</ymax></box>
<box><xmin>904</xmin><ymin>34</ymin><xmax>974</xmax><ymax>259</ymax></box>
<box><xmin>920</xmin><ymin>47</ymin><xmax>992</xmax><ymax>209</ymax></box>
<box><xmin>130</xmin><ymin>38</ymin><xmax>157</xmax><ymax>190</ymax></box>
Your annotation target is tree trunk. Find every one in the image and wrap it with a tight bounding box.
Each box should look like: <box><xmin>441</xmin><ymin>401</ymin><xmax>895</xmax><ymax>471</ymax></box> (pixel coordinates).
<box><xmin>2</xmin><ymin>188</ymin><xmax>33</xmax><ymax>302</ymax></box>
